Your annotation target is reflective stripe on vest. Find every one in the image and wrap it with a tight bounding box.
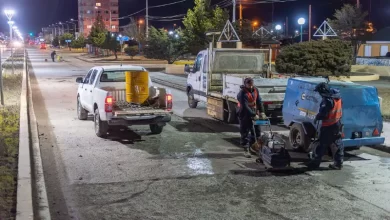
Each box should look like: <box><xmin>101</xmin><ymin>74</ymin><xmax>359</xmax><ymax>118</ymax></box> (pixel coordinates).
<box><xmin>237</xmin><ymin>89</ymin><xmax>258</xmax><ymax>109</ymax></box>
<box><xmin>322</xmin><ymin>98</ymin><xmax>342</xmax><ymax>127</ymax></box>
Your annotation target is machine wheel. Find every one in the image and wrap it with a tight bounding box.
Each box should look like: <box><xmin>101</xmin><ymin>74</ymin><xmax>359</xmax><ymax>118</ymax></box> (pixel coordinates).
<box><xmin>187</xmin><ymin>89</ymin><xmax>198</xmax><ymax>108</ymax></box>
<box><xmin>94</xmin><ymin>109</ymin><xmax>109</xmax><ymax>138</ymax></box>
<box><xmin>77</xmin><ymin>96</ymin><xmax>88</xmax><ymax>120</ymax></box>
<box><xmin>150</xmin><ymin>124</ymin><xmax>164</xmax><ymax>134</ymax></box>
<box><xmin>289</xmin><ymin>123</ymin><xmax>311</xmax><ymax>152</ymax></box>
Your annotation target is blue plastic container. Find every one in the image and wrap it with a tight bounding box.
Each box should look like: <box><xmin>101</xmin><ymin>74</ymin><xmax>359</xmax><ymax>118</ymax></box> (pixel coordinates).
<box><xmin>282</xmin><ymin>77</ymin><xmax>385</xmax><ymax>149</ymax></box>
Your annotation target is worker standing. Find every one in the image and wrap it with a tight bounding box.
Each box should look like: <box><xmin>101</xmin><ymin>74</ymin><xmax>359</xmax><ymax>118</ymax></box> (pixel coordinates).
<box><xmin>51</xmin><ymin>50</ymin><xmax>56</xmax><ymax>62</ymax></box>
<box><xmin>308</xmin><ymin>82</ymin><xmax>344</xmax><ymax>170</ymax></box>
<box><xmin>237</xmin><ymin>78</ymin><xmax>266</xmax><ymax>158</ymax></box>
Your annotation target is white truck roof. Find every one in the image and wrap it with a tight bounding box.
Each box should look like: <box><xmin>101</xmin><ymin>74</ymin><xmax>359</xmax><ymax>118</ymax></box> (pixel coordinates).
<box><xmin>94</xmin><ymin>65</ymin><xmax>146</xmax><ymax>72</ymax></box>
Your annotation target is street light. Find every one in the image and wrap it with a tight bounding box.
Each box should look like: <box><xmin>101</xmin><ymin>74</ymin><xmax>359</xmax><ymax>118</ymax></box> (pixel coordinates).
<box><xmin>275</xmin><ymin>24</ymin><xmax>282</xmax><ymax>31</ymax></box>
<box><xmin>168</xmin><ymin>31</ymin><xmax>174</xmax><ymax>35</ymax></box>
<box><xmin>252</xmin><ymin>21</ymin><xmax>259</xmax><ymax>32</ymax></box>
<box><xmin>297</xmin><ymin>17</ymin><xmax>305</xmax><ymax>42</ymax></box>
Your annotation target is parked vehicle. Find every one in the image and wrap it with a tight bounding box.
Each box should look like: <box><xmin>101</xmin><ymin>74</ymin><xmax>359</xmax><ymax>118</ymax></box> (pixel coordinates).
<box><xmin>283</xmin><ymin>77</ymin><xmax>385</xmax><ymax>152</ymax></box>
<box><xmin>76</xmin><ymin>65</ymin><xmax>173</xmax><ymax>137</ymax></box>
<box><xmin>185</xmin><ymin>48</ymin><xmax>288</xmax><ymax>123</ymax></box>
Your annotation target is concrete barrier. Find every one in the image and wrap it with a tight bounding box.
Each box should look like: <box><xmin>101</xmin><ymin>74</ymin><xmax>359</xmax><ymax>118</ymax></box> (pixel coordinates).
<box><xmin>352</xmin><ymin>65</ymin><xmax>390</xmax><ymax>78</ymax></box>
<box><xmin>165</xmin><ymin>64</ymin><xmax>185</xmax><ymax>75</ymax></box>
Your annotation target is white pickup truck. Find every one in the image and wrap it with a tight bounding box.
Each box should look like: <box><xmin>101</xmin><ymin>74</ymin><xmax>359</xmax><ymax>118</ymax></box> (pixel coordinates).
<box><xmin>76</xmin><ymin>65</ymin><xmax>173</xmax><ymax>137</ymax></box>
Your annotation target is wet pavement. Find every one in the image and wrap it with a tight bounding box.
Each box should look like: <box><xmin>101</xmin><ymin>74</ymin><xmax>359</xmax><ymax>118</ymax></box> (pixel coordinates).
<box><xmin>27</xmin><ymin>48</ymin><xmax>390</xmax><ymax>219</ymax></box>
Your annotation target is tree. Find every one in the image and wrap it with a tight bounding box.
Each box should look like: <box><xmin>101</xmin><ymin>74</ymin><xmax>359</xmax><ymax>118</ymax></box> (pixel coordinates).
<box><xmin>103</xmin><ymin>32</ymin><xmax>120</xmax><ymax>59</ymax></box>
<box><xmin>60</xmin><ymin>32</ymin><xmax>74</xmax><ymax>49</ymax></box>
<box><xmin>123</xmin><ymin>17</ymin><xmax>145</xmax><ymax>52</ymax></box>
<box><xmin>71</xmin><ymin>36</ymin><xmax>86</xmax><ymax>48</ymax></box>
<box><xmin>125</xmin><ymin>46</ymin><xmax>139</xmax><ymax>59</ymax></box>
<box><xmin>89</xmin><ymin>14</ymin><xmax>107</xmax><ymax>48</ymax></box>
<box><xmin>328</xmin><ymin>4</ymin><xmax>371</xmax><ymax>63</ymax></box>
<box><xmin>182</xmin><ymin>0</ymin><xmax>229</xmax><ymax>54</ymax></box>
<box><xmin>144</xmin><ymin>27</ymin><xmax>187</xmax><ymax>64</ymax></box>
<box><xmin>275</xmin><ymin>39</ymin><xmax>352</xmax><ymax>76</ymax></box>
<box><xmin>52</xmin><ymin>36</ymin><xmax>60</xmax><ymax>47</ymax></box>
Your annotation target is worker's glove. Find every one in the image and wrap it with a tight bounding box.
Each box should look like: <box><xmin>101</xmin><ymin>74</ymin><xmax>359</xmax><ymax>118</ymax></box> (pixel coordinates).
<box><xmin>260</xmin><ymin>112</ymin><xmax>267</xmax><ymax>119</ymax></box>
<box><xmin>253</xmin><ymin>115</ymin><xmax>260</xmax><ymax>120</ymax></box>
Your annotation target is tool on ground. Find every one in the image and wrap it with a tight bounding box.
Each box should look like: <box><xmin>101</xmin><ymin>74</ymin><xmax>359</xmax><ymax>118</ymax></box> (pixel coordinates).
<box><xmin>254</xmin><ymin>119</ymin><xmax>291</xmax><ymax>169</ymax></box>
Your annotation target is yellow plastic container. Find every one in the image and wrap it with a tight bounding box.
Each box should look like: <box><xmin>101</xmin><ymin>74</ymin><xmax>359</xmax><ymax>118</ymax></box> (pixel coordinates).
<box><xmin>125</xmin><ymin>71</ymin><xmax>149</xmax><ymax>104</ymax></box>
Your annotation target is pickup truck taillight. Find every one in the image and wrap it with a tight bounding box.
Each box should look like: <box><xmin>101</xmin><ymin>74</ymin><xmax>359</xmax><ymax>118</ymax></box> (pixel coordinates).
<box><xmin>166</xmin><ymin>94</ymin><xmax>172</xmax><ymax>110</ymax></box>
<box><xmin>105</xmin><ymin>95</ymin><xmax>114</xmax><ymax>112</ymax></box>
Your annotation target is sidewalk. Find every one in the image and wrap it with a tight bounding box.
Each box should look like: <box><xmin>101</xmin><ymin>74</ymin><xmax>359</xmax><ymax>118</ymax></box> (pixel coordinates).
<box><xmin>76</xmin><ymin>53</ymin><xmax>168</xmax><ymax>64</ymax></box>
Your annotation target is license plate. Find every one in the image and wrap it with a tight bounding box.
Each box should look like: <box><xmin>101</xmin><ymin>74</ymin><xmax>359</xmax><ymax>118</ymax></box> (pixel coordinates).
<box><xmin>268</xmin><ymin>104</ymin><xmax>281</xmax><ymax>109</ymax></box>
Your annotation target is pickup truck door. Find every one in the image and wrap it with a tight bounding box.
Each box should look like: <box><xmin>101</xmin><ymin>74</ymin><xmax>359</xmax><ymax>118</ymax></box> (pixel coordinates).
<box><xmin>84</xmin><ymin>69</ymin><xmax>100</xmax><ymax>111</ymax></box>
<box><xmin>192</xmin><ymin>53</ymin><xmax>204</xmax><ymax>100</ymax></box>
<box><xmin>198</xmin><ymin>54</ymin><xmax>208</xmax><ymax>102</ymax></box>
<box><xmin>79</xmin><ymin>69</ymin><xmax>93</xmax><ymax>110</ymax></box>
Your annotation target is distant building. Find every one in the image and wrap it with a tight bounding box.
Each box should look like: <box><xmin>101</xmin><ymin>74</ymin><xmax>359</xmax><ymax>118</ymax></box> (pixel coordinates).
<box><xmin>358</xmin><ymin>27</ymin><xmax>390</xmax><ymax>57</ymax></box>
<box><xmin>78</xmin><ymin>0</ymin><xmax>119</xmax><ymax>37</ymax></box>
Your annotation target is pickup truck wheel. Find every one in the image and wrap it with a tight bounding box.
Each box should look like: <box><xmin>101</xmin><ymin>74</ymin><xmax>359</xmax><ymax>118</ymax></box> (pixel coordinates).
<box><xmin>77</xmin><ymin>97</ymin><xmax>88</xmax><ymax>120</ymax></box>
<box><xmin>289</xmin><ymin>123</ymin><xmax>311</xmax><ymax>152</ymax></box>
<box><xmin>150</xmin><ymin>124</ymin><xmax>164</xmax><ymax>134</ymax></box>
<box><xmin>94</xmin><ymin>109</ymin><xmax>109</xmax><ymax>137</ymax></box>
<box><xmin>187</xmin><ymin>90</ymin><xmax>198</xmax><ymax>108</ymax></box>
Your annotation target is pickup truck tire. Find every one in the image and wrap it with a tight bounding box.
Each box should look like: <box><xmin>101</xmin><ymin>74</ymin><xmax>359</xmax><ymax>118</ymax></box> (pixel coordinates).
<box><xmin>77</xmin><ymin>97</ymin><xmax>88</xmax><ymax>120</ymax></box>
<box><xmin>150</xmin><ymin>124</ymin><xmax>164</xmax><ymax>134</ymax></box>
<box><xmin>187</xmin><ymin>90</ymin><xmax>198</xmax><ymax>108</ymax></box>
<box><xmin>289</xmin><ymin>123</ymin><xmax>311</xmax><ymax>152</ymax></box>
<box><xmin>94</xmin><ymin>109</ymin><xmax>109</xmax><ymax>137</ymax></box>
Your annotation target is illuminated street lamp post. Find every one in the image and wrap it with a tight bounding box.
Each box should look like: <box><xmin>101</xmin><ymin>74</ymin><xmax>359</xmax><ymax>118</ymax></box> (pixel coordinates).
<box><xmin>298</xmin><ymin>17</ymin><xmax>306</xmax><ymax>42</ymax></box>
<box><xmin>4</xmin><ymin>9</ymin><xmax>15</xmax><ymax>40</ymax></box>
<box><xmin>252</xmin><ymin>21</ymin><xmax>258</xmax><ymax>32</ymax></box>
<box><xmin>275</xmin><ymin>24</ymin><xmax>282</xmax><ymax>39</ymax></box>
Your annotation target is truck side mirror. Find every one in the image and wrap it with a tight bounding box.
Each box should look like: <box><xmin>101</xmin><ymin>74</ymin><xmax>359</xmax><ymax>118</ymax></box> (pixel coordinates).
<box><xmin>76</xmin><ymin>77</ymin><xmax>84</xmax><ymax>83</ymax></box>
<box><xmin>184</xmin><ymin>64</ymin><xmax>194</xmax><ymax>74</ymax></box>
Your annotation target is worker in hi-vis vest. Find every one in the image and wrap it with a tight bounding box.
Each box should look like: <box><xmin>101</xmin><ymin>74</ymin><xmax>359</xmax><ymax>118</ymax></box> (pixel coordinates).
<box><xmin>237</xmin><ymin>78</ymin><xmax>266</xmax><ymax>158</ymax></box>
<box><xmin>308</xmin><ymin>82</ymin><xmax>344</xmax><ymax>170</ymax></box>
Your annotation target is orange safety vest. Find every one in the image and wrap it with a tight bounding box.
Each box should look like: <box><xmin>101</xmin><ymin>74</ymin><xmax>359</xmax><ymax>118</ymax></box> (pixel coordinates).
<box><xmin>322</xmin><ymin>98</ymin><xmax>342</xmax><ymax>127</ymax></box>
<box><xmin>238</xmin><ymin>88</ymin><xmax>258</xmax><ymax>109</ymax></box>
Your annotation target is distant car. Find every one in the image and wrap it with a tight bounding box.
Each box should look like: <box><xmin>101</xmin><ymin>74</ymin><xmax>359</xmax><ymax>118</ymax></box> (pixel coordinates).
<box><xmin>40</xmin><ymin>43</ymin><xmax>46</xmax><ymax>49</ymax></box>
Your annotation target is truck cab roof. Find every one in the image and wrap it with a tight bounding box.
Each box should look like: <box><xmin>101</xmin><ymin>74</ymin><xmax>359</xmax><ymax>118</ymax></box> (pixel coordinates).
<box><xmin>93</xmin><ymin>65</ymin><xmax>146</xmax><ymax>72</ymax></box>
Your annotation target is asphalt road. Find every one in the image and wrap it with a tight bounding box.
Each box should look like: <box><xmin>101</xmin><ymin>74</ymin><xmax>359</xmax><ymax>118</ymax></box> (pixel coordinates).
<box><xmin>28</xmin><ymin>48</ymin><xmax>390</xmax><ymax>220</ymax></box>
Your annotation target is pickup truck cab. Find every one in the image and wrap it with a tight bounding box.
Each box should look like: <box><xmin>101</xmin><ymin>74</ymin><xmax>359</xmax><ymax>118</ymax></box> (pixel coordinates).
<box><xmin>76</xmin><ymin>65</ymin><xmax>173</xmax><ymax>137</ymax></box>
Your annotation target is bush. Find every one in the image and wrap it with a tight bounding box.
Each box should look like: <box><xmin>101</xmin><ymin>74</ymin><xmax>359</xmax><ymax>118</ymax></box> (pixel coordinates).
<box><xmin>275</xmin><ymin>39</ymin><xmax>353</xmax><ymax>76</ymax></box>
<box><xmin>124</xmin><ymin>46</ymin><xmax>139</xmax><ymax>59</ymax></box>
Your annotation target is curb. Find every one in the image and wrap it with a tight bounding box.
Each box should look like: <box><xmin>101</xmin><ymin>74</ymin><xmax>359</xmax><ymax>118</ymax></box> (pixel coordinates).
<box><xmin>26</xmin><ymin>51</ymin><xmax>51</xmax><ymax>219</ymax></box>
<box><xmin>330</xmin><ymin>73</ymin><xmax>380</xmax><ymax>82</ymax></box>
<box><xmin>16</xmin><ymin>50</ymin><xmax>34</xmax><ymax>220</ymax></box>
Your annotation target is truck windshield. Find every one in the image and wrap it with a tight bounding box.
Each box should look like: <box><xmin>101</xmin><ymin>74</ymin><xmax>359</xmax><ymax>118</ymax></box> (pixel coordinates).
<box><xmin>100</xmin><ymin>71</ymin><xmax>126</xmax><ymax>82</ymax></box>
<box><xmin>212</xmin><ymin>51</ymin><xmax>265</xmax><ymax>73</ymax></box>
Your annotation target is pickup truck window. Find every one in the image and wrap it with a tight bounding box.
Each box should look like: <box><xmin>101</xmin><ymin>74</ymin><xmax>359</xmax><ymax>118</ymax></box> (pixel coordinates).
<box><xmin>89</xmin><ymin>69</ymin><xmax>99</xmax><ymax>85</ymax></box>
<box><xmin>84</xmin><ymin>69</ymin><xmax>93</xmax><ymax>83</ymax></box>
<box><xmin>194</xmin><ymin>54</ymin><xmax>203</xmax><ymax>72</ymax></box>
<box><xmin>203</xmin><ymin>55</ymin><xmax>208</xmax><ymax>73</ymax></box>
<box><xmin>100</xmin><ymin>71</ymin><xmax>126</xmax><ymax>82</ymax></box>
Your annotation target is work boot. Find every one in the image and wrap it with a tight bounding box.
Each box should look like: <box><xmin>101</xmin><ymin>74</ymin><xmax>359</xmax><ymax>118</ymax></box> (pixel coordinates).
<box><xmin>329</xmin><ymin>164</ymin><xmax>343</xmax><ymax>170</ymax></box>
<box><xmin>244</xmin><ymin>148</ymin><xmax>251</xmax><ymax>158</ymax></box>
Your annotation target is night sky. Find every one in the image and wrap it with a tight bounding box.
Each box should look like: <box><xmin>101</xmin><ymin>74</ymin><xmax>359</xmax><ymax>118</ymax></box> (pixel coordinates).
<box><xmin>0</xmin><ymin>0</ymin><xmax>389</xmax><ymax>36</ymax></box>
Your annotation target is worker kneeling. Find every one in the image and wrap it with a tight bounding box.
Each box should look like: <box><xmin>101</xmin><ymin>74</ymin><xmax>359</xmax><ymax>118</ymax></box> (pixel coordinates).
<box><xmin>308</xmin><ymin>82</ymin><xmax>344</xmax><ymax>170</ymax></box>
<box><xmin>237</xmin><ymin>78</ymin><xmax>266</xmax><ymax>158</ymax></box>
